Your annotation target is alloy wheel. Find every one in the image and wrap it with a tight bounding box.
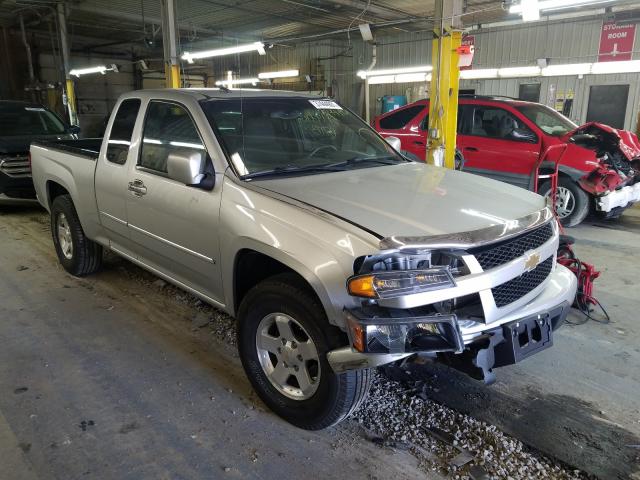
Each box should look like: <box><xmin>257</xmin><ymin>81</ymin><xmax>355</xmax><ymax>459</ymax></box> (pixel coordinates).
<box><xmin>255</xmin><ymin>313</ymin><xmax>321</xmax><ymax>400</ymax></box>
<box><xmin>548</xmin><ymin>186</ymin><xmax>575</xmax><ymax>219</ymax></box>
<box><xmin>56</xmin><ymin>213</ymin><xmax>74</xmax><ymax>259</ymax></box>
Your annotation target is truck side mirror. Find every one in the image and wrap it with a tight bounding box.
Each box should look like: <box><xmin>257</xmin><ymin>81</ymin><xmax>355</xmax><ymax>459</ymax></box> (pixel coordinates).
<box><xmin>385</xmin><ymin>136</ymin><xmax>402</xmax><ymax>151</ymax></box>
<box><xmin>167</xmin><ymin>148</ymin><xmax>207</xmax><ymax>186</ymax></box>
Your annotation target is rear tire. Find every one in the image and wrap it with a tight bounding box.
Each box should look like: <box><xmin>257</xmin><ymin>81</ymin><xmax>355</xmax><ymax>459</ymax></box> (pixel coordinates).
<box><xmin>540</xmin><ymin>178</ymin><xmax>589</xmax><ymax>227</ymax></box>
<box><xmin>237</xmin><ymin>273</ymin><xmax>371</xmax><ymax>430</ymax></box>
<box><xmin>51</xmin><ymin>195</ymin><xmax>102</xmax><ymax>276</ymax></box>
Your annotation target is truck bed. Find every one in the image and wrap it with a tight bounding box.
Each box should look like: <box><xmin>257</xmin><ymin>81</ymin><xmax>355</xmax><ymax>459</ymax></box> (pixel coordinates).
<box><xmin>30</xmin><ymin>138</ymin><xmax>102</xmax><ymax>160</ymax></box>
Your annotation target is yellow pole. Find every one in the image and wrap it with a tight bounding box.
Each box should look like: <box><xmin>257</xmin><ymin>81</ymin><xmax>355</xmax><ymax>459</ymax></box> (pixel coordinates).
<box><xmin>162</xmin><ymin>0</ymin><xmax>181</xmax><ymax>88</ymax></box>
<box><xmin>426</xmin><ymin>0</ymin><xmax>462</xmax><ymax>170</ymax></box>
<box><xmin>65</xmin><ymin>79</ymin><xmax>77</xmax><ymax>121</ymax></box>
<box><xmin>165</xmin><ymin>64</ymin><xmax>181</xmax><ymax>89</ymax></box>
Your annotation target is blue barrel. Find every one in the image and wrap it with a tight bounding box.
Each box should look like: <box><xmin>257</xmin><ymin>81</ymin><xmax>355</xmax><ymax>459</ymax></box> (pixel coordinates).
<box><xmin>381</xmin><ymin>95</ymin><xmax>407</xmax><ymax>113</ymax></box>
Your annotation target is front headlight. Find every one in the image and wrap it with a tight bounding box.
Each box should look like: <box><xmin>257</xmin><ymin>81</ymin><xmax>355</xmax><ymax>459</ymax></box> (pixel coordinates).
<box><xmin>347</xmin><ymin>268</ymin><xmax>455</xmax><ymax>299</ymax></box>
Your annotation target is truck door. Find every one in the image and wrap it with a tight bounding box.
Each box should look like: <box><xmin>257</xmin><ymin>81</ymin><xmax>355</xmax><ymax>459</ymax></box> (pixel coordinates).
<box><xmin>457</xmin><ymin>104</ymin><xmax>540</xmax><ymax>190</ymax></box>
<box><xmin>124</xmin><ymin>100</ymin><xmax>224</xmax><ymax>304</ymax></box>
<box><xmin>95</xmin><ymin>98</ymin><xmax>142</xmax><ymax>257</ymax></box>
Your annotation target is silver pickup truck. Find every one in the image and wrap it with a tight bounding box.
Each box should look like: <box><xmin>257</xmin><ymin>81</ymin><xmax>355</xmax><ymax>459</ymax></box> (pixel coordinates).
<box><xmin>31</xmin><ymin>89</ymin><xmax>577</xmax><ymax>430</ymax></box>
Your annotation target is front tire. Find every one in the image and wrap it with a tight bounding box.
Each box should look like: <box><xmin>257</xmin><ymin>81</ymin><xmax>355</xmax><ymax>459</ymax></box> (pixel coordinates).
<box><xmin>540</xmin><ymin>178</ymin><xmax>590</xmax><ymax>227</ymax></box>
<box><xmin>51</xmin><ymin>195</ymin><xmax>102</xmax><ymax>276</ymax></box>
<box><xmin>237</xmin><ymin>273</ymin><xmax>371</xmax><ymax>430</ymax></box>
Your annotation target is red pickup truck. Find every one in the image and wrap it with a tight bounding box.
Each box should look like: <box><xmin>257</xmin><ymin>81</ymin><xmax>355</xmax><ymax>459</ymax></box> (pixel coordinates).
<box><xmin>374</xmin><ymin>96</ymin><xmax>640</xmax><ymax>227</ymax></box>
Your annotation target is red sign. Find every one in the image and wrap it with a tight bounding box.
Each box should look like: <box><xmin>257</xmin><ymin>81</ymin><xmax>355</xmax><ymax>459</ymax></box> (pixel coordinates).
<box><xmin>598</xmin><ymin>22</ymin><xmax>636</xmax><ymax>62</ymax></box>
<box><xmin>461</xmin><ymin>35</ymin><xmax>475</xmax><ymax>70</ymax></box>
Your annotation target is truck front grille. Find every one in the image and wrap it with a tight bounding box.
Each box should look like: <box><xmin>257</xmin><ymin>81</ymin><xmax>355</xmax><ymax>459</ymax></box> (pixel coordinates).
<box><xmin>470</xmin><ymin>222</ymin><xmax>554</xmax><ymax>270</ymax></box>
<box><xmin>491</xmin><ymin>256</ymin><xmax>553</xmax><ymax>308</ymax></box>
<box><xmin>0</xmin><ymin>154</ymin><xmax>31</xmax><ymax>178</ymax></box>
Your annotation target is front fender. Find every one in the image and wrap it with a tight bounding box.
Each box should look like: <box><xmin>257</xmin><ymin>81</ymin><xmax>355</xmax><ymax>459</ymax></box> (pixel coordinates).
<box><xmin>218</xmin><ymin>176</ymin><xmax>380</xmax><ymax>328</ymax></box>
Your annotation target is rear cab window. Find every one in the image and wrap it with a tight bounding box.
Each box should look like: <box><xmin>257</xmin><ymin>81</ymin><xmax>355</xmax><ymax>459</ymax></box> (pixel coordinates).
<box><xmin>106</xmin><ymin>99</ymin><xmax>141</xmax><ymax>164</ymax></box>
<box><xmin>379</xmin><ymin>105</ymin><xmax>424</xmax><ymax>130</ymax></box>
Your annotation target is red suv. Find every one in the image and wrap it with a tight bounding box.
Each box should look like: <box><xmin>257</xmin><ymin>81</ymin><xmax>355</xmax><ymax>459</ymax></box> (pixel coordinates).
<box><xmin>374</xmin><ymin>96</ymin><xmax>640</xmax><ymax>227</ymax></box>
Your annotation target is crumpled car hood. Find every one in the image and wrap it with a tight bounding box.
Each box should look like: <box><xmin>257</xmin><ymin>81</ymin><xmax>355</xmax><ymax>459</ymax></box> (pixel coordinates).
<box><xmin>255</xmin><ymin>163</ymin><xmax>545</xmax><ymax>239</ymax></box>
<box><xmin>563</xmin><ymin>122</ymin><xmax>640</xmax><ymax>161</ymax></box>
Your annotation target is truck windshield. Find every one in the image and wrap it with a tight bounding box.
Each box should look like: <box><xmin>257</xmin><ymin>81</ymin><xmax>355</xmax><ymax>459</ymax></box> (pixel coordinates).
<box><xmin>200</xmin><ymin>97</ymin><xmax>406</xmax><ymax>178</ymax></box>
<box><xmin>0</xmin><ymin>105</ymin><xmax>66</xmax><ymax>136</ymax></box>
<box><xmin>515</xmin><ymin>104</ymin><xmax>577</xmax><ymax>137</ymax></box>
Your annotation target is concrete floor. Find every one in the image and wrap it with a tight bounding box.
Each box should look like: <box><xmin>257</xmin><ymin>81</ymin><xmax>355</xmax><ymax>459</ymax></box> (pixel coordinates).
<box><xmin>403</xmin><ymin>207</ymin><xmax>640</xmax><ymax>479</ymax></box>
<box><xmin>0</xmin><ymin>206</ymin><xmax>435</xmax><ymax>480</ymax></box>
<box><xmin>1</xmin><ymin>205</ymin><xmax>639</xmax><ymax>479</ymax></box>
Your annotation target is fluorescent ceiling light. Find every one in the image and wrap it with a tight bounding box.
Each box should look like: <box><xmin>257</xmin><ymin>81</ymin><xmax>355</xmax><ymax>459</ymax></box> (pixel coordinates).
<box><xmin>510</xmin><ymin>0</ymin><xmax>614</xmax><ymax>14</ymax></box>
<box><xmin>258</xmin><ymin>69</ymin><xmax>299</xmax><ymax>79</ymax></box>
<box><xmin>360</xmin><ymin>59</ymin><xmax>640</xmax><ymax>83</ymax></box>
<box><xmin>182</xmin><ymin>42</ymin><xmax>266</xmax><ymax>64</ymax></box>
<box><xmin>395</xmin><ymin>72</ymin><xmax>430</xmax><ymax>83</ymax></box>
<box><xmin>215</xmin><ymin>77</ymin><xmax>261</xmax><ymax>87</ymax></box>
<box><xmin>498</xmin><ymin>66</ymin><xmax>541</xmax><ymax>77</ymax></box>
<box><xmin>542</xmin><ymin>63</ymin><xmax>591</xmax><ymax>76</ymax></box>
<box><xmin>368</xmin><ymin>73</ymin><xmax>432</xmax><ymax>85</ymax></box>
<box><xmin>591</xmin><ymin>60</ymin><xmax>640</xmax><ymax>74</ymax></box>
<box><xmin>520</xmin><ymin>0</ymin><xmax>540</xmax><ymax>21</ymax></box>
<box><xmin>69</xmin><ymin>65</ymin><xmax>117</xmax><ymax>77</ymax></box>
<box><xmin>368</xmin><ymin>75</ymin><xmax>396</xmax><ymax>85</ymax></box>
<box><xmin>460</xmin><ymin>68</ymin><xmax>499</xmax><ymax>79</ymax></box>
<box><xmin>357</xmin><ymin>65</ymin><xmax>432</xmax><ymax>79</ymax></box>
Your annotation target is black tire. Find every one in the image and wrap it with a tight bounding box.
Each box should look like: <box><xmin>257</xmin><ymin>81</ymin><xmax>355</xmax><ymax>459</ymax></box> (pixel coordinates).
<box><xmin>237</xmin><ymin>273</ymin><xmax>372</xmax><ymax>430</ymax></box>
<box><xmin>50</xmin><ymin>195</ymin><xmax>102</xmax><ymax>276</ymax></box>
<box><xmin>540</xmin><ymin>178</ymin><xmax>590</xmax><ymax>228</ymax></box>
<box><xmin>455</xmin><ymin>149</ymin><xmax>465</xmax><ymax>171</ymax></box>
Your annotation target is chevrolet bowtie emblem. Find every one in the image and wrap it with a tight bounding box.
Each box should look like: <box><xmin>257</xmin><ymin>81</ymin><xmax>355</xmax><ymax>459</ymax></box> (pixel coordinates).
<box><xmin>524</xmin><ymin>252</ymin><xmax>541</xmax><ymax>271</ymax></box>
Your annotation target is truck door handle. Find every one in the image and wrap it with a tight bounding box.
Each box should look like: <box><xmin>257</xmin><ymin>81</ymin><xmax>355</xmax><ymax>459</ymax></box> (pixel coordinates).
<box><xmin>413</xmin><ymin>140</ymin><xmax>425</xmax><ymax>145</ymax></box>
<box><xmin>128</xmin><ymin>179</ymin><xmax>147</xmax><ymax>196</ymax></box>
<box><xmin>464</xmin><ymin>146</ymin><xmax>479</xmax><ymax>152</ymax></box>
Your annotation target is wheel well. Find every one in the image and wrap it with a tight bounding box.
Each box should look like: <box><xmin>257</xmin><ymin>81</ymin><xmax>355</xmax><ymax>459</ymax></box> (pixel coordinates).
<box><xmin>537</xmin><ymin>170</ymin><xmax>573</xmax><ymax>190</ymax></box>
<box><xmin>46</xmin><ymin>181</ymin><xmax>70</xmax><ymax>208</ymax></box>
<box><xmin>233</xmin><ymin>249</ymin><xmax>316</xmax><ymax>312</ymax></box>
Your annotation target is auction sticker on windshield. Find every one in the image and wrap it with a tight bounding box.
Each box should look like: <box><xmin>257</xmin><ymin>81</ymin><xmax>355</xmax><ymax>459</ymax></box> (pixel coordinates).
<box><xmin>309</xmin><ymin>100</ymin><xmax>342</xmax><ymax>110</ymax></box>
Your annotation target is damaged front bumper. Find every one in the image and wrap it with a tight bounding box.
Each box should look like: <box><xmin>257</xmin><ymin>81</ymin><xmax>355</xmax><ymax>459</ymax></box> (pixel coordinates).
<box><xmin>595</xmin><ymin>182</ymin><xmax>640</xmax><ymax>213</ymax></box>
<box><xmin>327</xmin><ymin>264</ymin><xmax>577</xmax><ymax>376</ymax></box>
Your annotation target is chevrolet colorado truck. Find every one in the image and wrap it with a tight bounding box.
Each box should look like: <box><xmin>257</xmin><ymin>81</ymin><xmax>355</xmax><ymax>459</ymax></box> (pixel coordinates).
<box><xmin>31</xmin><ymin>89</ymin><xmax>577</xmax><ymax>430</ymax></box>
<box><xmin>375</xmin><ymin>96</ymin><xmax>640</xmax><ymax>227</ymax></box>
<box><xmin>0</xmin><ymin>100</ymin><xmax>79</xmax><ymax>203</ymax></box>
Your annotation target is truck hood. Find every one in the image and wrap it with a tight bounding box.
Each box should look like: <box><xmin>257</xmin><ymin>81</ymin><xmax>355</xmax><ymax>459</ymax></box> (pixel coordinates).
<box><xmin>255</xmin><ymin>163</ymin><xmax>545</xmax><ymax>239</ymax></box>
<box><xmin>0</xmin><ymin>134</ymin><xmax>74</xmax><ymax>154</ymax></box>
<box><xmin>562</xmin><ymin>122</ymin><xmax>640</xmax><ymax>161</ymax></box>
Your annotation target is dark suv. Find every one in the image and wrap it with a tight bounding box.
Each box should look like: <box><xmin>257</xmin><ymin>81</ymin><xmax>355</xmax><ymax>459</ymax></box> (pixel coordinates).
<box><xmin>0</xmin><ymin>101</ymin><xmax>79</xmax><ymax>202</ymax></box>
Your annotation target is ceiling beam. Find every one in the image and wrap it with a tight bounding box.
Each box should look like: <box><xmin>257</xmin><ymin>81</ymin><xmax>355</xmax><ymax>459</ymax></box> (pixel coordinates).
<box><xmin>322</xmin><ymin>0</ymin><xmax>419</xmax><ymax>22</ymax></box>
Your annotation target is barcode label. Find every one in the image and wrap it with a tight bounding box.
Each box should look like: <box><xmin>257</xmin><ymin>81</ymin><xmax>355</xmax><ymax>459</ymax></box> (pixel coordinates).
<box><xmin>309</xmin><ymin>99</ymin><xmax>342</xmax><ymax>110</ymax></box>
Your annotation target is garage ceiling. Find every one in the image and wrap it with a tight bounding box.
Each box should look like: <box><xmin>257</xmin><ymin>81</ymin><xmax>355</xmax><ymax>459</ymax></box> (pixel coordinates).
<box><xmin>1</xmin><ymin>0</ymin><xmax>510</xmax><ymax>49</ymax></box>
<box><xmin>2</xmin><ymin>0</ymin><xmax>640</xmax><ymax>53</ymax></box>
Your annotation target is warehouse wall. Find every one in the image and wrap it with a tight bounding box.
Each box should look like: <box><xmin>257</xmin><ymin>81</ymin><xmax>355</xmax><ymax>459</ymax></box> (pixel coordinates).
<box><xmin>38</xmin><ymin>53</ymin><xmax>136</xmax><ymax>137</ymax></box>
<box><xmin>340</xmin><ymin>15</ymin><xmax>640</xmax><ymax>130</ymax></box>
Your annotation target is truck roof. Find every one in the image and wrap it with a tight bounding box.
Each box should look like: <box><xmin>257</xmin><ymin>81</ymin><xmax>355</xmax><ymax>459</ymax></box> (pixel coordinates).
<box><xmin>131</xmin><ymin>88</ymin><xmax>325</xmax><ymax>101</ymax></box>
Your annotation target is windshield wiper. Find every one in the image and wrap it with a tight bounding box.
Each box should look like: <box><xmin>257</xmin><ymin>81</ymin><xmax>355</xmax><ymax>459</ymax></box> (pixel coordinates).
<box><xmin>327</xmin><ymin>154</ymin><xmax>404</xmax><ymax>169</ymax></box>
<box><xmin>242</xmin><ymin>163</ymin><xmax>346</xmax><ymax>180</ymax></box>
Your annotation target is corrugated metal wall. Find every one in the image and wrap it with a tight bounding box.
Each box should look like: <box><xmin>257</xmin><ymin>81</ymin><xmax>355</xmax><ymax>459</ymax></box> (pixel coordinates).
<box><xmin>35</xmin><ymin>14</ymin><xmax>640</xmax><ymax>133</ymax></box>
<box><xmin>39</xmin><ymin>53</ymin><xmax>135</xmax><ymax>136</ymax></box>
<box><xmin>339</xmin><ymin>17</ymin><xmax>640</xmax><ymax>130</ymax></box>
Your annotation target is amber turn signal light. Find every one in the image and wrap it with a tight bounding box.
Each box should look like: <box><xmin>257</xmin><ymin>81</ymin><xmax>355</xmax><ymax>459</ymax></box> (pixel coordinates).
<box><xmin>347</xmin><ymin>275</ymin><xmax>377</xmax><ymax>298</ymax></box>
